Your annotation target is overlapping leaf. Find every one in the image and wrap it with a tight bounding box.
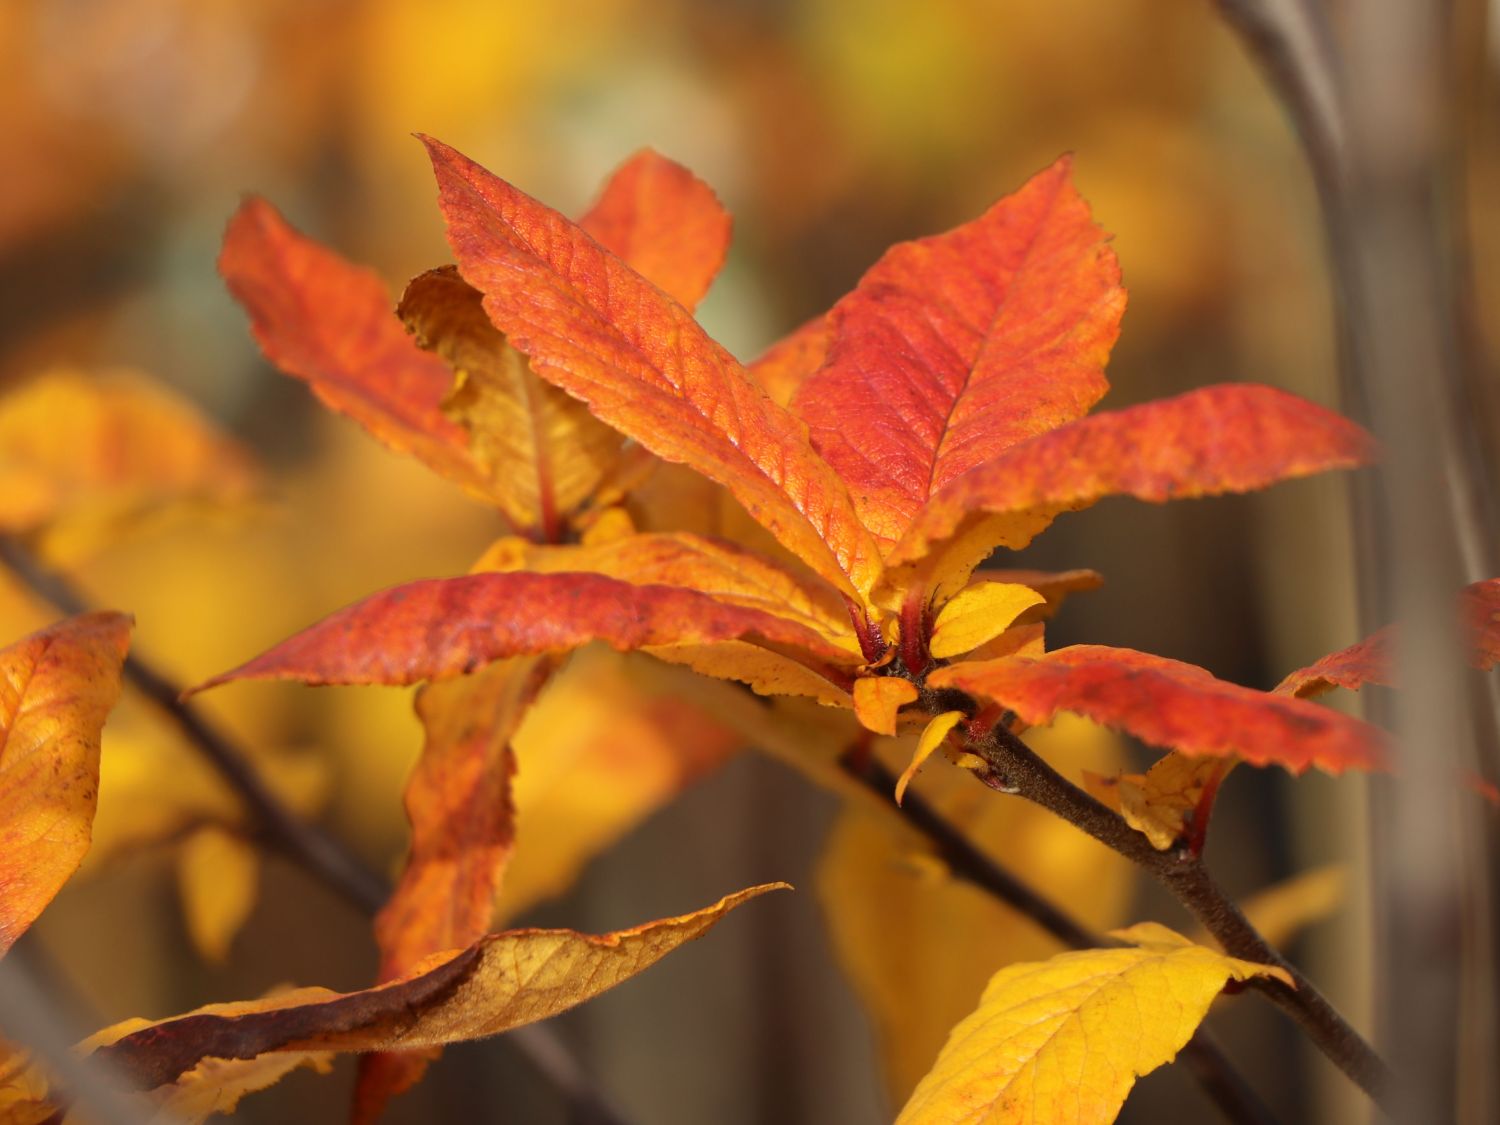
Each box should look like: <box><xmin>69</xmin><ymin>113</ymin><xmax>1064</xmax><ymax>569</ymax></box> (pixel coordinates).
<box><xmin>795</xmin><ymin>157</ymin><xmax>1123</xmax><ymax>546</ymax></box>
<box><xmin>0</xmin><ymin>612</ymin><xmax>131</xmax><ymax>956</ymax></box>
<box><xmin>191</xmin><ymin>568</ymin><xmax>856</xmax><ymax>694</ymax></box>
<box><xmin>94</xmin><ymin>885</ymin><xmax>782</xmax><ymax>1089</ymax></box>
<box><xmin>884</xmin><ymin>384</ymin><xmax>1376</xmax><ymax>603</ymax></box>
<box><xmin>357</xmin><ymin>656</ymin><xmax>558</xmax><ymax>1120</ymax></box>
<box><xmin>896</xmin><ymin>923</ymin><xmax>1291</xmax><ymax>1124</ymax></box>
<box><xmin>219</xmin><ymin>199</ymin><xmax>491</xmax><ymax>497</ymax></box>
<box><xmin>421</xmin><ymin>136</ymin><xmax>884</xmax><ymax>602</ymax></box>
<box><xmin>932</xmin><ymin>645</ymin><xmax>1387</xmax><ymax>774</ymax></box>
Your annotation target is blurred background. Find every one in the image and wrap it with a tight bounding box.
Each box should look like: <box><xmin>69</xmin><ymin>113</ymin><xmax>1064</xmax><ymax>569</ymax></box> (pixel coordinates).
<box><xmin>3</xmin><ymin>0</ymin><xmax>1496</xmax><ymax>1121</ymax></box>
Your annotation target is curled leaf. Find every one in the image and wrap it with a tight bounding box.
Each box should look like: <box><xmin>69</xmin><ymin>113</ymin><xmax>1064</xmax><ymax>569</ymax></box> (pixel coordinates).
<box><xmin>853</xmin><ymin>677</ymin><xmax>920</xmax><ymax>737</ymax></box>
<box><xmin>421</xmin><ymin>136</ymin><xmax>883</xmax><ymax>603</ymax></box>
<box><xmin>0</xmin><ymin>612</ymin><xmax>131</xmax><ymax>956</ymax></box>
<box><xmin>96</xmin><ymin>885</ymin><xmax>786</xmax><ymax>1090</ymax></box>
<box><xmin>895</xmin><ymin>711</ymin><xmax>966</xmax><ymax>804</ymax></box>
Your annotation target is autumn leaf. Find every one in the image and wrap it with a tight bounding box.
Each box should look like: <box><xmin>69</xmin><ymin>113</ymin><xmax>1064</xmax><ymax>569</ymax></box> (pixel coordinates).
<box><xmin>822</xmin><ymin>717</ymin><xmax>1133</xmax><ymax>1105</ymax></box>
<box><xmin>356</xmin><ymin>656</ymin><xmax>557</xmax><ymax>1120</ymax></box>
<box><xmin>0</xmin><ymin>612</ymin><xmax>131</xmax><ymax>956</ymax></box>
<box><xmin>193</xmin><ymin>559</ymin><xmax>861</xmax><ymax>700</ymax></box>
<box><xmin>747</xmin><ymin>316</ymin><xmax>831</xmax><ymax>408</ymax></box>
<box><xmin>794</xmin><ymin>156</ymin><xmax>1123</xmax><ymax>547</ymax></box>
<box><xmin>0</xmin><ymin>369</ymin><xmax>258</xmax><ymax>555</ymax></box>
<box><xmin>932</xmin><ymin>645</ymin><xmax>1387</xmax><ymax>774</ymax></box>
<box><xmin>896</xmin><ymin>923</ymin><xmax>1292</xmax><ymax>1124</ymax></box>
<box><xmin>1275</xmin><ymin>577</ymin><xmax>1500</xmax><ymax>695</ymax></box>
<box><xmin>1083</xmin><ymin>753</ymin><xmax>1234</xmax><ymax>851</ymax></box>
<box><xmin>883</xmin><ymin>384</ymin><xmax>1376</xmax><ymax>604</ymax></box>
<box><xmin>94</xmin><ymin>885</ymin><xmax>784</xmax><ymax>1090</ymax></box>
<box><xmin>420</xmin><ymin>136</ymin><xmax>885</xmax><ymax>603</ymax></box>
<box><xmin>218</xmin><ymin>198</ymin><xmax>493</xmax><ymax>499</ymax></box>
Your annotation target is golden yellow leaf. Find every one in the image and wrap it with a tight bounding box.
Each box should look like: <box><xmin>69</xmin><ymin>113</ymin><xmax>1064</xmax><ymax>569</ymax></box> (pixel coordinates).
<box><xmin>400</xmin><ymin>267</ymin><xmax>627</xmax><ymax>538</ymax></box>
<box><xmin>897</xmin><ymin>923</ymin><xmax>1293</xmax><ymax>1125</ymax></box>
<box><xmin>819</xmin><ymin>716</ymin><xmax>1133</xmax><ymax>1106</ymax></box>
<box><xmin>176</xmin><ymin>827</ymin><xmax>259</xmax><ymax>965</ymax></box>
<box><xmin>0</xmin><ymin>612</ymin><xmax>131</xmax><ymax>956</ymax></box>
<box><xmin>895</xmin><ymin>711</ymin><xmax>965</xmax><ymax>805</ymax></box>
<box><xmin>0</xmin><ymin>369</ymin><xmax>258</xmax><ymax>556</ymax></box>
<box><xmin>928</xmin><ymin>580</ymin><xmax>1045</xmax><ymax>659</ymax></box>
<box><xmin>853</xmin><ymin>677</ymin><xmax>919</xmax><ymax>736</ymax></box>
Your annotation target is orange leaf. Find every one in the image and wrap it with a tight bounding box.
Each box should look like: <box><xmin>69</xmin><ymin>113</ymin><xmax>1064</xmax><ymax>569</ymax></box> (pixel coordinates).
<box><xmin>576</xmin><ymin>148</ymin><xmax>732</xmax><ymax>310</ymax></box>
<box><xmin>885</xmin><ymin>384</ymin><xmax>1377</xmax><ymax>599</ymax></box>
<box><xmin>853</xmin><ymin>677</ymin><xmax>920</xmax><ymax>736</ymax></box>
<box><xmin>795</xmin><ymin>157</ymin><xmax>1123</xmax><ymax>545</ymax></box>
<box><xmin>420</xmin><ymin>136</ymin><xmax>883</xmax><ymax>602</ymax></box>
<box><xmin>219</xmin><ymin>198</ymin><xmax>490</xmax><ymax>498</ymax></box>
<box><xmin>1464</xmin><ymin>579</ymin><xmax>1500</xmax><ymax>670</ymax></box>
<box><xmin>0</xmin><ymin>612</ymin><xmax>131</xmax><ymax>955</ymax></box>
<box><xmin>94</xmin><ymin>885</ymin><xmax>785</xmax><ymax>1090</ymax></box>
<box><xmin>191</xmin><ymin>571</ymin><xmax>855</xmax><ymax>693</ymax></box>
<box><xmin>931</xmin><ymin>645</ymin><xmax>1387</xmax><ymax>774</ymax></box>
<box><xmin>1275</xmin><ymin>628</ymin><xmax>1393</xmax><ymax>698</ymax></box>
<box><xmin>1274</xmin><ymin>578</ymin><xmax>1500</xmax><ymax>695</ymax></box>
<box><xmin>358</xmin><ymin>655</ymin><xmax>558</xmax><ymax>1122</ymax></box>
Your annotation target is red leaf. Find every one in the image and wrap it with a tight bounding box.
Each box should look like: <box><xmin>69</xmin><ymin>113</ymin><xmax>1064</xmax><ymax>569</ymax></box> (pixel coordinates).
<box><xmin>578</xmin><ymin>149</ymin><xmax>731</xmax><ymax>311</ymax></box>
<box><xmin>930</xmin><ymin>645</ymin><xmax>1387</xmax><ymax>774</ymax></box>
<box><xmin>219</xmin><ymin>199</ymin><xmax>490</xmax><ymax>498</ymax></box>
<box><xmin>795</xmin><ymin>157</ymin><xmax>1123</xmax><ymax>544</ymax></box>
<box><xmin>1275</xmin><ymin>628</ymin><xmax>1393</xmax><ymax>698</ymax></box>
<box><xmin>748</xmin><ymin>316</ymin><xmax>831</xmax><ymax>408</ymax></box>
<box><xmin>1463</xmin><ymin>579</ymin><xmax>1500</xmax><ymax>670</ymax></box>
<box><xmin>191</xmin><ymin>571</ymin><xmax>856</xmax><ymax>693</ymax></box>
<box><xmin>419</xmin><ymin>136</ymin><xmax>883</xmax><ymax>603</ymax></box>
<box><xmin>887</xmin><ymin>384</ymin><xmax>1377</xmax><ymax>587</ymax></box>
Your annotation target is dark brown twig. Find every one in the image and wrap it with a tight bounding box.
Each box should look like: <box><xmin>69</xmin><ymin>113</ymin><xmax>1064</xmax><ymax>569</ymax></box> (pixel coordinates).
<box><xmin>839</xmin><ymin>752</ymin><xmax>1280</xmax><ymax>1125</ymax></box>
<box><xmin>967</xmin><ymin>723</ymin><xmax>1392</xmax><ymax>1106</ymax></box>
<box><xmin>0</xmin><ymin>533</ymin><xmax>633</xmax><ymax>1125</ymax></box>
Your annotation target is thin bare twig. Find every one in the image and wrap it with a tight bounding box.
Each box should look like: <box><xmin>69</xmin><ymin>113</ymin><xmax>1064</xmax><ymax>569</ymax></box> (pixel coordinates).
<box><xmin>0</xmin><ymin>534</ymin><xmax>633</xmax><ymax>1125</ymax></box>
<box><xmin>965</xmin><ymin>723</ymin><xmax>1392</xmax><ymax>1107</ymax></box>
<box><xmin>839</xmin><ymin>752</ymin><xmax>1281</xmax><ymax>1125</ymax></box>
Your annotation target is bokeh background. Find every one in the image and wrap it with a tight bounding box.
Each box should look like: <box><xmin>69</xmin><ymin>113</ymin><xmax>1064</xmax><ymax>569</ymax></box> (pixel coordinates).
<box><xmin>5</xmin><ymin>1</ymin><xmax>1496</xmax><ymax>1121</ymax></box>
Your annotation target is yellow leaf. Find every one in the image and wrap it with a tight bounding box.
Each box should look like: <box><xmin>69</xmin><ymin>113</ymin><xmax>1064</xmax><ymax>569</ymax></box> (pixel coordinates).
<box><xmin>819</xmin><ymin>716</ymin><xmax>1133</xmax><ymax>1105</ymax></box>
<box><xmin>400</xmin><ymin>267</ymin><xmax>627</xmax><ymax>538</ymax></box>
<box><xmin>853</xmin><ymin>677</ymin><xmax>919</xmax><ymax>736</ymax></box>
<box><xmin>0</xmin><ymin>612</ymin><xmax>131</xmax><ymax>956</ymax></box>
<box><xmin>1086</xmin><ymin>752</ymin><xmax>1236</xmax><ymax>851</ymax></box>
<box><xmin>897</xmin><ymin>923</ymin><xmax>1293</xmax><ymax>1125</ymax></box>
<box><xmin>0</xmin><ymin>369</ymin><xmax>258</xmax><ymax>557</ymax></box>
<box><xmin>176</xmin><ymin>827</ymin><xmax>260</xmax><ymax>965</ymax></box>
<box><xmin>895</xmin><ymin>711</ymin><xmax>965</xmax><ymax>804</ymax></box>
<box><xmin>929</xmin><ymin>580</ymin><xmax>1045</xmax><ymax>659</ymax></box>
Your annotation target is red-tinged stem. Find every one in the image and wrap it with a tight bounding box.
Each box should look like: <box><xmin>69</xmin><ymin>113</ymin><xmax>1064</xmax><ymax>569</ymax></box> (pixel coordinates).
<box><xmin>899</xmin><ymin>587</ymin><xmax>931</xmax><ymax>675</ymax></box>
<box><xmin>838</xmin><ymin>750</ymin><xmax>1280</xmax><ymax>1125</ymax></box>
<box><xmin>967</xmin><ymin>721</ymin><xmax>1393</xmax><ymax>1108</ymax></box>
<box><xmin>844</xmin><ymin>595</ymin><xmax>887</xmax><ymax>663</ymax></box>
<box><xmin>1186</xmin><ymin>759</ymin><xmax>1234</xmax><ymax>857</ymax></box>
